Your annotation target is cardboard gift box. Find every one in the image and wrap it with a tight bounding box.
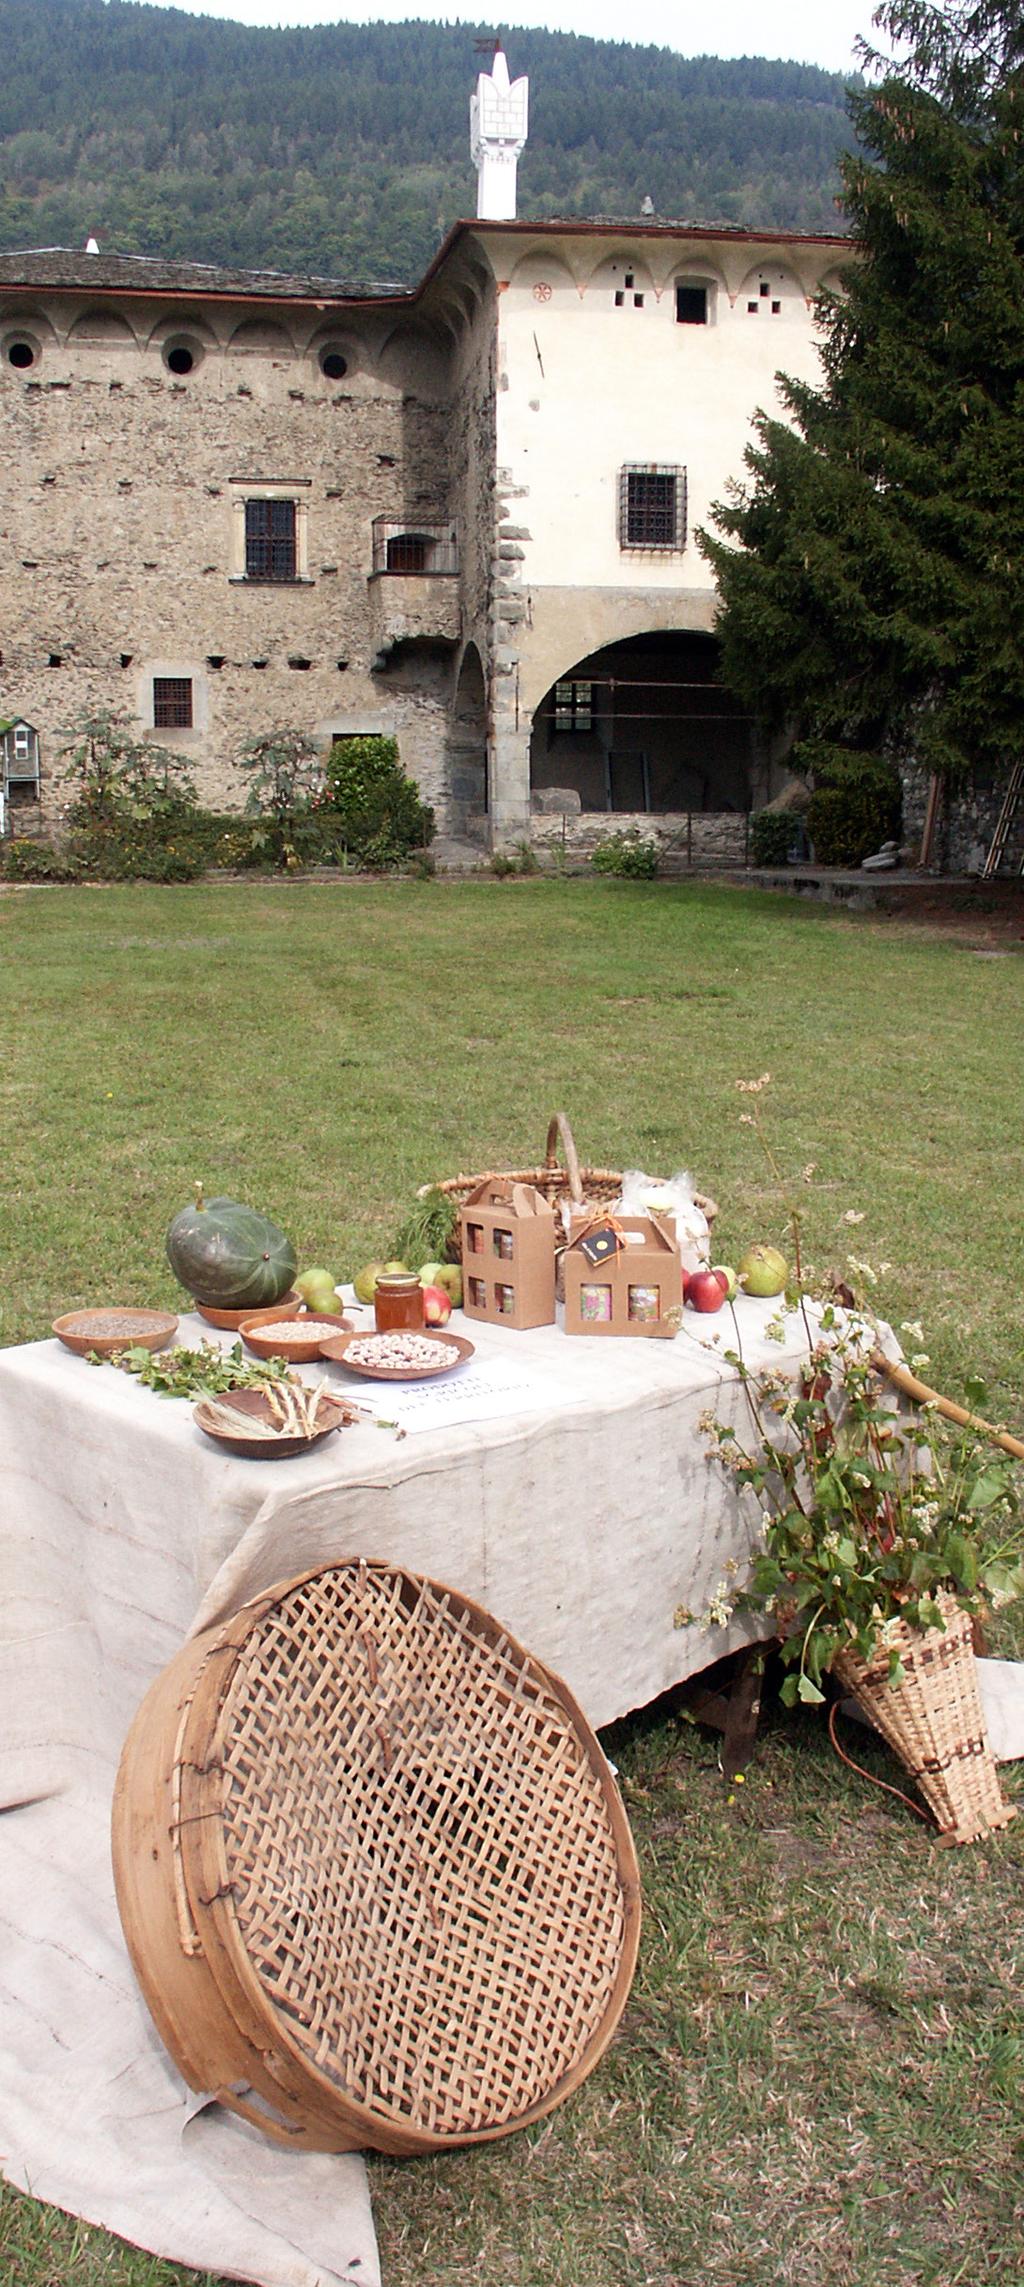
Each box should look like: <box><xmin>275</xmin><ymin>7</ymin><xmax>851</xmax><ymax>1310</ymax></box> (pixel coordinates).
<box><xmin>459</xmin><ymin>1180</ymin><xmax>557</xmax><ymax>1330</ymax></box>
<box><xmin>562</xmin><ymin>1212</ymin><xmax>681</xmax><ymax>1338</ymax></box>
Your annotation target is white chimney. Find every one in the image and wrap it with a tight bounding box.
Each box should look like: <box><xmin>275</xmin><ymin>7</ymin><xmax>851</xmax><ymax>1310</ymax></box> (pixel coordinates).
<box><xmin>470</xmin><ymin>45</ymin><xmax>528</xmax><ymax>222</ymax></box>
<box><xmin>85</xmin><ymin>235</ymin><xmax>100</xmax><ymax>254</ymax></box>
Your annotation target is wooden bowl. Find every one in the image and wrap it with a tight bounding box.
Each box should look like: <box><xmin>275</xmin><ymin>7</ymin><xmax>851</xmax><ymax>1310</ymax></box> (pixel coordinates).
<box><xmin>194</xmin><ymin>1291</ymin><xmax>301</xmax><ymax>1331</ymax></box>
<box><xmin>318</xmin><ymin>1329</ymin><xmax>473</xmax><ymax>1380</ymax></box>
<box><xmin>193</xmin><ymin>1385</ymin><xmax>354</xmax><ymax>1460</ymax></box>
<box><xmin>239</xmin><ymin>1310</ymin><xmax>352</xmax><ymax>1363</ymax></box>
<box><xmin>53</xmin><ymin>1307</ymin><xmax>179</xmax><ymax>1359</ymax></box>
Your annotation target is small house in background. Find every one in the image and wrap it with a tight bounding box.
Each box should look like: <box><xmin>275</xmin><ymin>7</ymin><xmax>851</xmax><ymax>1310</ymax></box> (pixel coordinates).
<box><xmin>0</xmin><ymin>719</ymin><xmax>41</xmax><ymax>832</ymax></box>
<box><xmin>459</xmin><ymin>1180</ymin><xmax>556</xmax><ymax>1330</ymax></box>
<box><xmin>563</xmin><ymin>1213</ymin><xmax>681</xmax><ymax>1338</ymax></box>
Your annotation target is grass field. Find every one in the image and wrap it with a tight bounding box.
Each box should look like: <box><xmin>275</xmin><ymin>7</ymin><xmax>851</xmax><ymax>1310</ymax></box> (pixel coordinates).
<box><xmin>2</xmin><ymin>876</ymin><xmax>1023</xmax><ymax>2287</ymax></box>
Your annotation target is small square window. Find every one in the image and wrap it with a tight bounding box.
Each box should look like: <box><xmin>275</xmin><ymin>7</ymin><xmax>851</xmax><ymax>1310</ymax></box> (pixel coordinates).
<box><xmin>676</xmin><ymin>284</ymin><xmax>708</xmax><ymax>325</ymax></box>
<box><xmin>245</xmin><ymin>497</ymin><xmax>297</xmax><ymax>581</ymax></box>
<box><xmin>747</xmin><ymin>301</ymin><xmax>759</xmax><ymax>314</ymax></box>
<box><xmin>772</xmin><ymin>300</ymin><xmax>781</xmax><ymax>315</ymax></box>
<box><xmin>153</xmin><ymin>677</ymin><xmax>193</xmax><ymax>728</ymax></box>
<box><xmin>760</xmin><ymin>280</ymin><xmax>770</xmax><ymax>296</ymax></box>
<box><xmin>614</xmin><ymin>289</ymin><xmax>625</xmax><ymax>307</ymax></box>
<box><xmin>618</xmin><ymin>466</ymin><xmax>686</xmax><ymax>551</ymax></box>
<box><xmin>633</xmin><ymin>292</ymin><xmax>644</xmax><ymax>308</ymax></box>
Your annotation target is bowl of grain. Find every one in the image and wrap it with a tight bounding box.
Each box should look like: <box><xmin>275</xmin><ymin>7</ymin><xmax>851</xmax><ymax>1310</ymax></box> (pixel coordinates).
<box><xmin>52</xmin><ymin>1307</ymin><xmax>179</xmax><ymax>1358</ymax></box>
<box><xmin>238</xmin><ymin>1310</ymin><xmax>353</xmax><ymax>1363</ymax></box>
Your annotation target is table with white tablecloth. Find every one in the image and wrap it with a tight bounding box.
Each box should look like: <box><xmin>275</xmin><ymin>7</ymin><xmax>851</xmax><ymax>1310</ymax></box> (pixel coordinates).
<box><xmin>0</xmin><ymin>1292</ymin><xmax>816</xmax><ymax>2287</ymax></box>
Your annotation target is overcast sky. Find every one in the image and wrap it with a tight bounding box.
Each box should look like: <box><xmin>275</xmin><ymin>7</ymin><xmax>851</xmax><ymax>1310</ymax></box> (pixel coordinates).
<box><xmin>135</xmin><ymin>0</ymin><xmax>877</xmax><ymax>76</ymax></box>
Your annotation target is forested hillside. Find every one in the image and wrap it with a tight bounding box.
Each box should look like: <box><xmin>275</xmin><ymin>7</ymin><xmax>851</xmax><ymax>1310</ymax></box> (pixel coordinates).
<box><xmin>0</xmin><ymin>0</ymin><xmax>855</xmax><ymax>283</ymax></box>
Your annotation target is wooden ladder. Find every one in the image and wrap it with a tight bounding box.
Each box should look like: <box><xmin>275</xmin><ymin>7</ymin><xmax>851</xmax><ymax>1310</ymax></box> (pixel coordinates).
<box><xmin>982</xmin><ymin>760</ymin><xmax>1024</xmax><ymax>878</ymax></box>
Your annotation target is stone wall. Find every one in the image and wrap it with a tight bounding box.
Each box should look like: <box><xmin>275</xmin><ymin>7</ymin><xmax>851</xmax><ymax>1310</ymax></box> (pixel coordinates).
<box><xmin>529</xmin><ymin>808</ymin><xmax>749</xmax><ymax>866</ymax></box>
<box><xmin>900</xmin><ymin>762</ymin><xmax>1014</xmax><ymax>875</ymax></box>
<box><xmin>0</xmin><ymin>292</ymin><xmax>460</xmax><ymax>828</ymax></box>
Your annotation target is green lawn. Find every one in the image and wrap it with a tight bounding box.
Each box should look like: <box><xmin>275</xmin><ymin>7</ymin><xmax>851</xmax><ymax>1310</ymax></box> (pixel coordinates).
<box><xmin>2</xmin><ymin>876</ymin><xmax>1023</xmax><ymax>2287</ymax></box>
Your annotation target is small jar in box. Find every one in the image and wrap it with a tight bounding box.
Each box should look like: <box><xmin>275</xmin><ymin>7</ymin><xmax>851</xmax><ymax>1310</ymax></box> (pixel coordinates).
<box><xmin>459</xmin><ymin>1181</ymin><xmax>556</xmax><ymax>1330</ymax></box>
<box><xmin>563</xmin><ymin>1213</ymin><xmax>682</xmax><ymax>1338</ymax></box>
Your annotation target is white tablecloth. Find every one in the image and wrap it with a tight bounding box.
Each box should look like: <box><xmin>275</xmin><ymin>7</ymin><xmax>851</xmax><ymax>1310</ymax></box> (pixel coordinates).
<box><xmin>0</xmin><ymin>1293</ymin><xmax>816</xmax><ymax>2284</ymax></box>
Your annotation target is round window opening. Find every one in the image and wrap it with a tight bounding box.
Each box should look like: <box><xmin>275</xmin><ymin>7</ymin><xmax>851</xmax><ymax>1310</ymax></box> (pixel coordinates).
<box><xmin>162</xmin><ymin>339</ymin><xmax>201</xmax><ymax>376</ymax></box>
<box><xmin>319</xmin><ymin>348</ymin><xmax>348</xmax><ymax>380</ymax></box>
<box><xmin>7</xmin><ymin>339</ymin><xmax>36</xmax><ymax>369</ymax></box>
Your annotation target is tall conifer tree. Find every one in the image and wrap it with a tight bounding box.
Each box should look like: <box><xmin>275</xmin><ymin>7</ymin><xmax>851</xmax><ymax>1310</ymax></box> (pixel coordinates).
<box><xmin>700</xmin><ymin>2</ymin><xmax>1024</xmax><ymax>795</ymax></box>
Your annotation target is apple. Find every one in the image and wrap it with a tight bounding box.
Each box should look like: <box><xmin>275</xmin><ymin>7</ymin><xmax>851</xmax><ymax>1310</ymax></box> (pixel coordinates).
<box><xmin>711</xmin><ymin>1264</ymin><xmax>738</xmax><ymax>1302</ymax></box>
<box><xmin>737</xmin><ymin>1244</ymin><xmax>788</xmax><ymax>1298</ymax></box>
<box><xmin>685</xmin><ymin>1268</ymin><xmax>727</xmax><ymax>1314</ymax></box>
<box><xmin>433</xmin><ymin>1263</ymin><xmax>463</xmax><ymax>1308</ymax></box>
<box><xmin>418</xmin><ymin>1261</ymin><xmax>445</xmax><ymax>1287</ymax></box>
<box><xmin>421</xmin><ymin>1284</ymin><xmax>453</xmax><ymax>1326</ymax></box>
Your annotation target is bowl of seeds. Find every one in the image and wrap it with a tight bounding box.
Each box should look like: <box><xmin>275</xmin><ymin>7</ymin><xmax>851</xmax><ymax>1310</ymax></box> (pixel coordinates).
<box><xmin>318</xmin><ymin>1329</ymin><xmax>474</xmax><ymax>1380</ymax></box>
<box><xmin>238</xmin><ymin>1310</ymin><xmax>353</xmax><ymax>1364</ymax></box>
<box><xmin>53</xmin><ymin>1307</ymin><xmax>179</xmax><ymax>1358</ymax></box>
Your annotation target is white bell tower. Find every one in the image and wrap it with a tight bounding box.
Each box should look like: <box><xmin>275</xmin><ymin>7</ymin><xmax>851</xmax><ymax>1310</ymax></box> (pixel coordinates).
<box><xmin>470</xmin><ymin>45</ymin><xmax>528</xmax><ymax>222</ymax></box>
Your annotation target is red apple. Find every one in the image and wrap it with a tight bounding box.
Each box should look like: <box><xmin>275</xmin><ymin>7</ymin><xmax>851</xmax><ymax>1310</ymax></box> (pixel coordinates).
<box><xmin>421</xmin><ymin>1284</ymin><xmax>453</xmax><ymax>1326</ymax></box>
<box><xmin>685</xmin><ymin>1268</ymin><xmax>727</xmax><ymax>1314</ymax></box>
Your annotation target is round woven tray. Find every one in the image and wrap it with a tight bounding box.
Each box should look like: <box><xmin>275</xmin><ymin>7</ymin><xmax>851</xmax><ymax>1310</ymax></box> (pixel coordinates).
<box><xmin>113</xmin><ymin>1558</ymin><xmax>641</xmax><ymax>2154</ymax></box>
<box><xmin>426</xmin><ymin>1111</ymin><xmax>718</xmax><ymax>1262</ymax></box>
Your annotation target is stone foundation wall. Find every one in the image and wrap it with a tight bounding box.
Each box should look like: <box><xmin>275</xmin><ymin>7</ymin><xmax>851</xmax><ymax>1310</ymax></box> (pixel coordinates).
<box><xmin>529</xmin><ymin>809</ymin><xmax>750</xmax><ymax>866</ymax></box>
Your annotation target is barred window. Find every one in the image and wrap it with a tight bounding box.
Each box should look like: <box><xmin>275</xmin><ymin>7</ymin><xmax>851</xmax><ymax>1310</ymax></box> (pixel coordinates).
<box><xmin>153</xmin><ymin>676</ymin><xmax>193</xmax><ymax>729</ymax></box>
<box><xmin>618</xmin><ymin>466</ymin><xmax>686</xmax><ymax>551</ymax></box>
<box><xmin>245</xmin><ymin>497</ymin><xmax>297</xmax><ymax>581</ymax></box>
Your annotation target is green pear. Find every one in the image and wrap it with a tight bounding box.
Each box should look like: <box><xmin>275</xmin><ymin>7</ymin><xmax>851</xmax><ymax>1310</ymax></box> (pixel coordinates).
<box><xmin>433</xmin><ymin>1263</ymin><xmax>463</xmax><ymax>1307</ymax></box>
<box><xmin>353</xmin><ymin>1261</ymin><xmax>385</xmax><ymax>1305</ymax></box>
<box><xmin>418</xmin><ymin>1262</ymin><xmax>446</xmax><ymax>1287</ymax></box>
<box><xmin>296</xmin><ymin>1267</ymin><xmax>337</xmax><ymax>1305</ymax></box>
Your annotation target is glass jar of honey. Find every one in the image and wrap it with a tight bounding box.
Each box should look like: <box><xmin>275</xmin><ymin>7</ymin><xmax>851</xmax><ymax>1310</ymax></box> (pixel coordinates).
<box><xmin>373</xmin><ymin>1273</ymin><xmax>425</xmax><ymax>1333</ymax></box>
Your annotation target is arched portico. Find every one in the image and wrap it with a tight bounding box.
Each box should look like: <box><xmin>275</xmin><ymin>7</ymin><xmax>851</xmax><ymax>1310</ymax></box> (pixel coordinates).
<box><xmin>529</xmin><ymin>630</ymin><xmax>760</xmax><ymax>814</ymax></box>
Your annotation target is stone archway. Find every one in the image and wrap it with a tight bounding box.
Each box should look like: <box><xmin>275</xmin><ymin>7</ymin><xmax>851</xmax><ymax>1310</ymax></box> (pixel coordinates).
<box><xmin>529</xmin><ymin>630</ymin><xmax>761</xmax><ymax>814</ymax></box>
<box><xmin>448</xmin><ymin>642</ymin><xmax>488</xmax><ymax>838</ymax></box>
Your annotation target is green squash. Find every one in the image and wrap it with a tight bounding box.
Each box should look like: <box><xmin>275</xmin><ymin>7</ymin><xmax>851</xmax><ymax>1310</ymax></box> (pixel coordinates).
<box><xmin>166</xmin><ymin>1184</ymin><xmax>297</xmax><ymax>1308</ymax></box>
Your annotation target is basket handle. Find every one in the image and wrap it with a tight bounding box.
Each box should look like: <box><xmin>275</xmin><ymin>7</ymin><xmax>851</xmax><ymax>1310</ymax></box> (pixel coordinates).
<box><xmin>545</xmin><ymin>1112</ymin><xmax>584</xmax><ymax>1204</ymax></box>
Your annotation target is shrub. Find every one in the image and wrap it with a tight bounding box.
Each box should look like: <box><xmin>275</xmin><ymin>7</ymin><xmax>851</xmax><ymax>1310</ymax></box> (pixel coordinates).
<box><xmin>591</xmin><ymin>829</ymin><xmax>659</xmax><ymax>879</ymax></box>
<box><xmin>2</xmin><ymin>837</ymin><xmax>81</xmax><ymax>883</ymax></box>
<box><xmin>69</xmin><ymin>823</ymin><xmax>204</xmax><ymax>881</ymax></box>
<box><xmin>749</xmin><ymin>809</ymin><xmax>798</xmax><ymax>866</ymax></box>
<box><xmin>801</xmin><ymin>744</ymin><xmax>902</xmax><ymax>867</ymax></box>
<box><xmin>58</xmin><ymin>708</ymin><xmax>197</xmax><ymax>826</ymax></box>
<box><xmin>321</xmin><ymin>735</ymin><xmax>434</xmax><ymax>869</ymax></box>
<box><xmin>236</xmin><ymin>727</ymin><xmax>324</xmax><ymax>867</ymax></box>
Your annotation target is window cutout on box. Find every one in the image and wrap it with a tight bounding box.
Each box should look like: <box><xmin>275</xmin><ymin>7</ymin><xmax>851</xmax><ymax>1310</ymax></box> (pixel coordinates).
<box><xmin>468</xmin><ymin>1276</ymin><xmax>487</xmax><ymax>1308</ymax></box>
<box><xmin>580</xmin><ymin>1284</ymin><xmax>613</xmax><ymax>1323</ymax></box>
<box><xmin>495</xmin><ymin>1284</ymin><xmax>516</xmax><ymax>1315</ymax></box>
<box><xmin>467</xmin><ymin>1223</ymin><xmax>484</xmax><ymax>1254</ymax></box>
<box><xmin>628</xmin><ymin>1284</ymin><xmax>660</xmax><ymax>1323</ymax></box>
<box><xmin>492</xmin><ymin>1228</ymin><xmax>514</xmax><ymax>1260</ymax></box>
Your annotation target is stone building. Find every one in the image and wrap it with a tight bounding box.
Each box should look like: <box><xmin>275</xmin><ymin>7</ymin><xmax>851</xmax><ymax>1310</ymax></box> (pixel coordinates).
<box><xmin>0</xmin><ymin>55</ymin><xmax>849</xmax><ymax>853</ymax></box>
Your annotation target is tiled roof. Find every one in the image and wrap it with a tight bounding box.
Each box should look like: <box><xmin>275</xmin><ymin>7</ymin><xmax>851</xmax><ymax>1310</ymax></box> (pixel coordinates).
<box><xmin>0</xmin><ymin>249</ymin><xmax>411</xmax><ymax>301</ymax></box>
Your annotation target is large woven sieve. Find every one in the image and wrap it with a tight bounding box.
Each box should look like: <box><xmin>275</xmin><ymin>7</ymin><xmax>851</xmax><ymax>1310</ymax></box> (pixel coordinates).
<box><xmin>113</xmin><ymin>1558</ymin><xmax>641</xmax><ymax>2154</ymax></box>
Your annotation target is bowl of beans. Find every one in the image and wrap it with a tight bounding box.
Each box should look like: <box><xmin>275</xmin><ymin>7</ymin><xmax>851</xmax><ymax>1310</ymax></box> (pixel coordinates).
<box><xmin>317</xmin><ymin>1329</ymin><xmax>475</xmax><ymax>1379</ymax></box>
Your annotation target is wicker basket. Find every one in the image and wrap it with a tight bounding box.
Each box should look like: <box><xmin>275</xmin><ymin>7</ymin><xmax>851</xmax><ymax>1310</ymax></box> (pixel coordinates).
<box><xmin>426</xmin><ymin>1110</ymin><xmax>719</xmax><ymax>1262</ymax></box>
<box><xmin>833</xmin><ymin>1588</ymin><xmax>1016</xmax><ymax>1845</ymax></box>
<box><xmin>112</xmin><ymin>1558</ymin><xmax>641</xmax><ymax>2154</ymax></box>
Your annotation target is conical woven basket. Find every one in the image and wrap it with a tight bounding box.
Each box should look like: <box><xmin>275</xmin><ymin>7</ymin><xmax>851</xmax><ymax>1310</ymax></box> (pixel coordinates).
<box><xmin>113</xmin><ymin>1558</ymin><xmax>641</xmax><ymax>2153</ymax></box>
<box><xmin>833</xmin><ymin>1588</ymin><xmax>1015</xmax><ymax>1845</ymax></box>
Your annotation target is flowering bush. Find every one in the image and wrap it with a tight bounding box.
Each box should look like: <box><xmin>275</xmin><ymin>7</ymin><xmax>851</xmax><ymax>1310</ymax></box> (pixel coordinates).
<box><xmin>706</xmin><ymin>1317</ymin><xmax>1024</xmax><ymax>1705</ymax></box>
<box><xmin>696</xmin><ymin>1071</ymin><xmax>1024</xmax><ymax>1705</ymax></box>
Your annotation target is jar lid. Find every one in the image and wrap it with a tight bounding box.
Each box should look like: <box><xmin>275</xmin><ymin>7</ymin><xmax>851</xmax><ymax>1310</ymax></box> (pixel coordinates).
<box><xmin>375</xmin><ymin>1273</ymin><xmax>421</xmax><ymax>1292</ymax></box>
